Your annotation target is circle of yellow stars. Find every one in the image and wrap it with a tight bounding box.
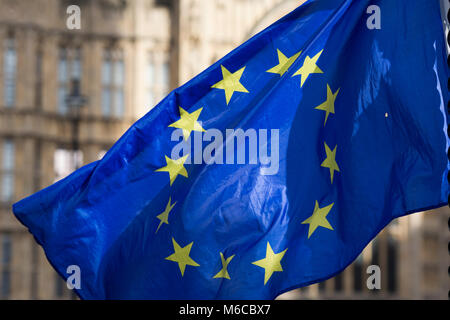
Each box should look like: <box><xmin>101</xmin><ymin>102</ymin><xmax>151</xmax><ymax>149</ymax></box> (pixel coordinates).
<box><xmin>152</xmin><ymin>46</ymin><xmax>341</xmax><ymax>286</ymax></box>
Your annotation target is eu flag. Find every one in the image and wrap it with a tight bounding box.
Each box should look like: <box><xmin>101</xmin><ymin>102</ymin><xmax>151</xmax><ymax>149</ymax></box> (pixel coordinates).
<box><xmin>13</xmin><ymin>0</ymin><xmax>448</xmax><ymax>299</ymax></box>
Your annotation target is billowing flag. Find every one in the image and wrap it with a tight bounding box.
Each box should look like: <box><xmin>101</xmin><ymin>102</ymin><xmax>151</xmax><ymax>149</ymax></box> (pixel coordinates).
<box><xmin>13</xmin><ymin>0</ymin><xmax>448</xmax><ymax>299</ymax></box>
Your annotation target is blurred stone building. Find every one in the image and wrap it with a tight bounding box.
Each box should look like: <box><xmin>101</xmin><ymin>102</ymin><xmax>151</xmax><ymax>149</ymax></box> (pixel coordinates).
<box><xmin>0</xmin><ymin>0</ymin><xmax>447</xmax><ymax>299</ymax></box>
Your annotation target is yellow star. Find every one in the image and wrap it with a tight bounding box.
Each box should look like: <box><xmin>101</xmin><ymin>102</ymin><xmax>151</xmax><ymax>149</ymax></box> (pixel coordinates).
<box><xmin>155</xmin><ymin>197</ymin><xmax>177</xmax><ymax>234</ymax></box>
<box><xmin>165</xmin><ymin>238</ymin><xmax>200</xmax><ymax>277</ymax></box>
<box><xmin>213</xmin><ymin>252</ymin><xmax>235</xmax><ymax>280</ymax></box>
<box><xmin>155</xmin><ymin>155</ymin><xmax>189</xmax><ymax>186</ymax></box>
<box><xmin>315</xmin><ymin>84</ymin><xmax>340</xmax><ymax>126</ymax></box>
<box><xmin>266</xmin><ymin>49</ymin><xmax>302</xmax><ymax>76</ymax></box>
<box><xmin>321</xmin><ymin>142</ymin><xmax>340</xmax><ymax>184</ymax></box>
<box><xmin>169</xmin><ymin>107</ymin><xmax>205</xmax><ymax>141</ymax></box>
<box><xmin>292</xmin><ymin>50</ymin><xmax>324</xmax><ymax>87</ymax></box>
<box><xmin>211</xmin><ymin>65</ymin><xmax>249</xmax><ymax>105</ymax></box>
<box><xmin>302</xmin><ymin>200</ymin><xmax>334</xmax><ymax>239</ymax></box>
<box><xmin>252</xmin><ymin>242</ymin><xmax>287</xmax><ymax>285</ymax></box>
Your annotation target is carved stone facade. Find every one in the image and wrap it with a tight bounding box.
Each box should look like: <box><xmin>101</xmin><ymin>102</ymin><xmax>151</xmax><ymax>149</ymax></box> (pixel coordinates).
<box><xmin>174</xmin><ymin>0</ymin><xmax>301</xmax><ymax>83</ymax></box>
<box><xmin>0</xmin><ymin>0</ymin><xmax>447</xmax><ymax>299</ymax></box>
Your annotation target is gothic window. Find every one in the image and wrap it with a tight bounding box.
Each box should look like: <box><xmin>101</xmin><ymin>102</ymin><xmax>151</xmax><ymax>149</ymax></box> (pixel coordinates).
<box><xmin>1</xmin><ymin>139</ymin><xmax>14</xmax><ymax>202</ymax></box>
<box><xmin>58</xmin><ymin>47</ymin><xmax>82</xmax><ymax>114</ymax></box>
<box><xmin>102</xmin><ymin>48</ymin><xmax>125</xmax><ymax>117</ymax></box>
<box><xmin>3</xmin><ymin>36</ymin><xmax>16</xmax><ymax>107</ymax></box>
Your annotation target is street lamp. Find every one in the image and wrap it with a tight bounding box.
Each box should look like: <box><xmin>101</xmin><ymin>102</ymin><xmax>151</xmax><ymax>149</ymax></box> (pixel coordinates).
<box><xmin>65</xmin><ymin>78</ymin><xmax>88</xmax><ymax>171</ymax></box>
<box><xmin>64</xmin><ymin>78</ymin><xmax>88</xmax><ymax>300</ymax></box>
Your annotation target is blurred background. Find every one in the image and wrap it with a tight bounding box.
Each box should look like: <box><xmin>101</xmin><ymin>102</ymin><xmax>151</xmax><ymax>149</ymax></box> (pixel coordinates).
<box><xmin>0</xmin><ymin>0</ymin><xmax>448</xmax><ymax>300</ymax></box>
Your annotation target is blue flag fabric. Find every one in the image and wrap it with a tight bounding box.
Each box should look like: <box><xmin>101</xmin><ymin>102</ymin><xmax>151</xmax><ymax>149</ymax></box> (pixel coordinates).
<box><xmin>13</xmin><ymin>0</ymin><xmax>448</xmax><ymax>299</ymax></box>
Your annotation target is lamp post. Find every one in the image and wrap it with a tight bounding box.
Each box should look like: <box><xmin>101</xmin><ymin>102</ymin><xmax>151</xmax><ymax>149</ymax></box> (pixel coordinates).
<box><xmin>65</xmin><ymin>78</ymin><xmax>88</xmax><ymax>171</ymax></box>
<box><xmin>65</xmin><ymin>78</ymin><xmax>88</xmax><ymax>300</ymax></box>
